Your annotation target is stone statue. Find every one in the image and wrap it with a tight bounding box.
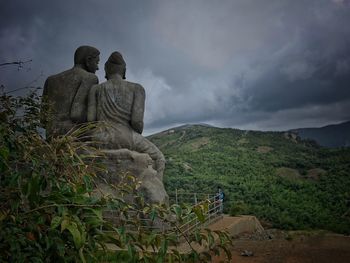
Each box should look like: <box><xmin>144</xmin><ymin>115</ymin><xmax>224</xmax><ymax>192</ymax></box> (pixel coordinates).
<box><xmin>86</xmin><ymin>52</ymin><xmax>168</xmax><ymax>204</ymax></box>
<box><xmin>42</xmin><ymin>45</ymin><xmax>100</xmax><ymax>137</ymax></box>
<box><xmin>87</xmin><ymin>52</ymin><xmax>165</xmax><ymax>181</ymax></box>
<box><xmin>42</xmin><ymin>47</ymin><xmax>168</xmax><ymax>204</ymax></box>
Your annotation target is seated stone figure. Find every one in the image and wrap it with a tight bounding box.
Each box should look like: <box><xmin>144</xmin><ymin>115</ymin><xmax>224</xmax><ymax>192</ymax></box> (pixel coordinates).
<box><xmin>42</xmin><ymin>45</ymin><xmax>100</xmax><ymax>137</ymax></box>
<box><xmin>87</xmin><ymin>52</ymin><xmax>165</xmax><ymax>181</ymax></box>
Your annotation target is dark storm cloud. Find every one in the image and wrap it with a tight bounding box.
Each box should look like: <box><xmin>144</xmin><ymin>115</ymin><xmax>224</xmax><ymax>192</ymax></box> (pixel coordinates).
<box><xmin>140</xmin><ymin>0</ymin><xmax>350</xmax><ymax>131</ymax></box>
<box><xmin>1</xmin><ymin>0</ymin><xmax>350</xmax><ymax>133</ymax></box>
<box><xmin>242</xmin><ymin>1</ymin><xmax>350</xmax><ymax>113</ymax></box>
<box><xmin>0</xmin><ymin>0</ymin><xmax>157</xmax><ymax>82</ymax></box>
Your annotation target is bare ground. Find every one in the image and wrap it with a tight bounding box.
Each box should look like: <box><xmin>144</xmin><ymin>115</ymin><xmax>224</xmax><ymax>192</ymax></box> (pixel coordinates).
<box><xmin>212</xmin><ymin>230</ymin><xmax>350</xmax><ymax>263</ymax></box>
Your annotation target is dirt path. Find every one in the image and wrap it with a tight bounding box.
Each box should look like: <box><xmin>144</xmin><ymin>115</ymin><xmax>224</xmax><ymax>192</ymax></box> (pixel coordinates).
<box><xmin>212</xmin><ymin>231</ymin><xmax>350</xmax><ymax>263</ymax></box>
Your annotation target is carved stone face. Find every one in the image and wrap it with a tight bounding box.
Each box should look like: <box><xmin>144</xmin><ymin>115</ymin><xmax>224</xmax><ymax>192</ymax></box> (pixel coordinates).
<box><xmin>86</xmin><ymin>55</ymin><xmax>100</xmax><ymax>73</ymax></box>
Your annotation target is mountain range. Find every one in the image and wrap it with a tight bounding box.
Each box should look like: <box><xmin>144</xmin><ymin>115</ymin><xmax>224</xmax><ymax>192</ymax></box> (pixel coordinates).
<box><xmin>290</xmin><ymin>121</ymin><xmax>350</xmax><ymax>148</ymax></box>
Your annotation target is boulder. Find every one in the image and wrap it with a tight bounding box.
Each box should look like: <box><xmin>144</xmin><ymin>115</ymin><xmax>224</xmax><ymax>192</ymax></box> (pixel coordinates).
<box><xmin>93</xmin><ymin>148</ymin><xmax>169</xmax><ymax>205</ymax></box>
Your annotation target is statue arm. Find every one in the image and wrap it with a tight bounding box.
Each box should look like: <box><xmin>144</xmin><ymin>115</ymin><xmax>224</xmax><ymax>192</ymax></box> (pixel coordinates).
<box><xmin>87</xmin><ymin>85</ymin><xmax>98</xmax><ymax>121</ymax></box>
<box><xmin>70</xmin><ymin>75</ymin><xmax>98</xmax><ymax>122</ymax></box>
<box><xmin>131</xmin><ymin>84</ymin><xmax>145</xmax><ymax>134</ymax></box>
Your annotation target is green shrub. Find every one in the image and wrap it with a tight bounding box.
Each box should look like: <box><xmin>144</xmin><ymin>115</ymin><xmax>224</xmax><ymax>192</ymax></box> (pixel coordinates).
<box><xmin>0</xmin><ymin>92</ymin><xmax>232</xmax><ymax>262</ymax></box>
<box><xmin>229</xmin><ymin>201</ymin><xmax>249</xmax><ymax>216</ymax></box>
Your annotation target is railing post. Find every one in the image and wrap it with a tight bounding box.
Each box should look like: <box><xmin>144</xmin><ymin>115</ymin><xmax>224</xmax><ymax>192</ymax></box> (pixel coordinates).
<box><xmin>194</xmin><ymin>193</ymin><xmax>197</xmax><ymax>205</ymax></box>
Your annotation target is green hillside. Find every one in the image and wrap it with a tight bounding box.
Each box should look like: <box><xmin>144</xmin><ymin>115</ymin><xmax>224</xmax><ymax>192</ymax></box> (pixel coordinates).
<box><xmin>148</xmin><ymin>125</ymin><xmax>350</xmax><ymax>234</ymax></box>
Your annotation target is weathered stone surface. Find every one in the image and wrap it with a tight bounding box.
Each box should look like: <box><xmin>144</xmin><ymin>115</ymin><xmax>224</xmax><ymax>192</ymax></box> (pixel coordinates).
<box><xmin>93</xmin><ymin>149</ymin><xmax>168</xmax><ymax>204</ymax></box>
<box><xmin>42</xmin><ymin>46</ymin><xmax>100</xmax><ymax>137</ymax></box>
<box><xmin>85</xmin><ymin>51</ymin><xmax>167</xmax><ymax>204</ymax></box>
<box><xmin>43</xmin><ymin>48</ymin><xmax>168</xmax><ymax>205</ymax></box>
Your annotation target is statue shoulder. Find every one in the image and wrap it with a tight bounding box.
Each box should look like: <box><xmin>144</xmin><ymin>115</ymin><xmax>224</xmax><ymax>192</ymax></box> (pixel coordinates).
<box><xmin>43</xmin><ymin>68</ymin><xmax>73</xmax><ymax>95</ymax></box>
<box><xmin>127</xmin><ymin>81</ymin><xmax>145</xmax><ymax>95</ymax></box>
<box><xmin>90</xmin><ymin>80</ymin><xmax>113</xmax><ymax>96</ymax></box>
<box><xmin>45</xmin><ymin>67</ymin><xmax>97</xmax><ymax>86</ymax></box>
<box><xmin>91</xmin><ymin>81</ymin><xmax>106</xmax><ymax>92</ymax></box>
<box><xmin>45</xmin><ymin>68</ymin><xmax>73</xmax><ymax>82</ymax></box>
<box><xmin>77</xmin><ymin>68</ymin><xmax>99</xmax><ymax>84</ymax></box>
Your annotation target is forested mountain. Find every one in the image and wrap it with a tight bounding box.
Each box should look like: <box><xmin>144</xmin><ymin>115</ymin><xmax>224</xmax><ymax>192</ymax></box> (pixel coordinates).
<box><xmin>290</xmin><ymin>121</ymin><xmax>350</xmax><ymax>148</ymax></box>
<box><xmin>148</xmin><ymin>124</ymin><xmax>350</xmax><ymax>233</ymax></box>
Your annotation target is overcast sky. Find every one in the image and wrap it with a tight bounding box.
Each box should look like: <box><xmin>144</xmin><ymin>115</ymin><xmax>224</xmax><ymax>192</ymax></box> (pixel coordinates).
<box><xmin>1</xmin><ymin>0</ymin><xmax>350</xmax><ymax>134</ymax></box>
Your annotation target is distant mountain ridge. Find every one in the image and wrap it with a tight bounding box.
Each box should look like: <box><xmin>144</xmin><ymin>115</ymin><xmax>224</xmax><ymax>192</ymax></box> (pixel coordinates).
<box><xmin>154</xmin><ymin>121</ymin><xmax>350</xmax><ymax>148</ymax></box>
<box><xmin>290</xmin><ymin>121</ymin><xmax>350</xmax><ymax>148</ymax></box>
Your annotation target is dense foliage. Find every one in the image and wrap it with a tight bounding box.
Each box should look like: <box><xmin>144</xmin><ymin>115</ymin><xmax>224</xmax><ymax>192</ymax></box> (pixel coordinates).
<box><xmin>149</xmin><ymin>125</ymin><xmax>350</xmax><ymax>234</ymax></box>
<box><xmin>0</xmin><ymin>93</ymin><xmax>232</xmax><ymax>262</ymax></box>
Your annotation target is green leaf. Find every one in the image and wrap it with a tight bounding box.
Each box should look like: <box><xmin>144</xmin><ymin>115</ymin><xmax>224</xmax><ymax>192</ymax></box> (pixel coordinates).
<box><xmin>193</xmin><ymin>206</ymin><xmax>205</xmax><ymax>223</ymax></box>
<box><xmin>127</xmin><ymin>244</ymin><xmax>136</xmax><ymax>261</ymax></box>
<box><xmin>171</xmin><ymin>249</ymin><xmax>181</xmax><ymax>262</ymax></box>
<box><xmin>143</xmin><ymin>206</ymin><xmax>150</xmax><ymax>214</ymax></box>
<box><xmin>194</xmin><ymin>230</ymin><xmax>202</xmax><ymax>244</ymax></box>
<box><xmin>207</xmin><ymin>231</ymin><xmax>215</xmax><ymax>248</ymax></box>
<box><xmin>173</xmin><ymin>205</ymin><xmax>182</xmax><ymax>220</ymax></box>
<box><xmin>66</xmin><ymin>222</ymin><xmax>82</xmax><ymax>248</ymax></box>
<box><xmin>150</xmin><ymin>208</ymin><xmax>157</xmax><ymax>221</ymax></box>
<box><xmin>79</xmin><ymin>247</ymin><xmax>87</xmax><ymax>263</ymax></box>
<box><xmin>218</xmin><ymin>244</ymin><xmax>232</xmax><ymax>260</ymax></box>
<box><xmin>0</xmin><ymin>146</ymin><xmax>9</xmax><ymax>160</ymax></box>
<box><xmin>61</xmin><ymin>218</ymin><xmax>69</xmax><ymax>232</ymax></box>
<box><xmin>85</xmin><ymin>207</ymin><xmax>103</xmax><ymax>221</ymax></box>
<box><xmin>51</xmin><ymin>216</ymin><xmax>62</xmax><ymax>229</ymax></box>
<box><xmin>160</xmin><ymin>239</ymin><xmax>168</xmax><ymax>254</ymax></box>
<box><xmin>146</xmin><ymin>233</ymin><xmax>157</xmax><ymax>246</ymax></box>
<box><xmin>27</xmin><ymin>174</ymin><xmax>41</xmax><ymax>203</ymax></box>
<box><xmin>157</xmin><ymin>255</ymin><xmax>165</xmax><ymax>263</ymax></box>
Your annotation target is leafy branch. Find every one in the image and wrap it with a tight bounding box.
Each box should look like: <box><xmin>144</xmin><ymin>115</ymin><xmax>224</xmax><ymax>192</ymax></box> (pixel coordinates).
<box><xmin>0</xmin><ymin>90</ymin><xmax>233</xmax><ymax>262</ymax></box>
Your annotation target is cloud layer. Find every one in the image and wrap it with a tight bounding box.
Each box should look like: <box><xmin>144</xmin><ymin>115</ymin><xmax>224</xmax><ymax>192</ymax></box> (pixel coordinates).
<box><xmin>1</xmin><ymin>0</ymin><xmax>349</xmax><ymax>134</ymax></box>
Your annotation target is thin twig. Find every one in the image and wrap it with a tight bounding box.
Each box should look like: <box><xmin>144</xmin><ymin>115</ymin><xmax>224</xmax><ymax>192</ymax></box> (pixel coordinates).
<box><xmin>0</xmin><ymin>59</ymin><xmax>32</xmax><ymax>67</ymax></box>
<box><xmin>24</xmin><ymin>203</ymin><xmax>104</xmax><ymax>214</ymax></box>
<box><xmin>3</xmin><ymin>72</ymin><xmax>44</xmax><ymax>95</ymax></box>
<box><xmin>174</xmin><ymin>223</ymin><xmax>196</xmax><ymax>252</ymax></box>
<box><xmin>5</xmin><ymin>86</ymin><xmax>41</xmax><ymax>95</ymax></box>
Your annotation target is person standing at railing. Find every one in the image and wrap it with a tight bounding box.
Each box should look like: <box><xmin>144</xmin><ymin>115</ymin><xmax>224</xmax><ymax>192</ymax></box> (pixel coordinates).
<box><xmin>216</xmin><ymin>187</ymin><xmax>225</xmax><ymax>214</ymax></box>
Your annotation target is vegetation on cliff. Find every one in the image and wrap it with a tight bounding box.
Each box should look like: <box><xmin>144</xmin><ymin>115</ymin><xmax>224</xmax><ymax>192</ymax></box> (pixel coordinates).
<box><xmin>149</xmin><ymin>125</ymin><xmax>350</xmax><ymax>234</ymax></box>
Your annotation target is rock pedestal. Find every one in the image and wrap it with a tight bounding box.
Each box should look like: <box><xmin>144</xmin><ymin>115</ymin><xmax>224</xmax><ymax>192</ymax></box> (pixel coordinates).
<box><xmin>93</xmin><ymin>148</ymin><xmax>168</xmax><ymax>205</ymax></box>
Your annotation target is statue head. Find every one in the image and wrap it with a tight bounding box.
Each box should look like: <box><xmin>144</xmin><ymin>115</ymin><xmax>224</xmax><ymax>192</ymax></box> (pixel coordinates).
<box><xmin>105</xmin><ymin>51</ymin><xmax>126</xmax><ymax>79</ymax></box>
<box><xmin>74</xmin><ymin>45</ymin><xmax>100</xmax><ymax>73</ymax></box>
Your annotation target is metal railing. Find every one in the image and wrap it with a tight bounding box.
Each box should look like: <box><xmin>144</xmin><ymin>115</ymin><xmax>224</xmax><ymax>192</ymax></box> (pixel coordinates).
<box><xmin>174</xmin><ymin>192</ymin><xmax>223</xmax><ymax>237</ymax></box>
<box><xmin>98</xmin><ymin>190</ymin><xmax>223</xmax><ymax>237</ymax></box>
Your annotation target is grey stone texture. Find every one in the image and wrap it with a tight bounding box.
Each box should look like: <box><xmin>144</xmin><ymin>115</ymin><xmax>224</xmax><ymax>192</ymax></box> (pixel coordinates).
<box><xmin>88</xmin><ymin>79</ymin><xmax>166</xmax><ymax>181</ymax></box>
<box><xmin>87</xmin><ymin>52</ymin><xmax>166</xmax><ymax>189</ymax></box>
<box><xmin>93</xmin><ymin>149</ymin><xmax>168</xmax><ymax>204</ymax></box>
<box><xmin>42</xmin><ymin>48</ymin><xmax>168</xmax><ymax>204</ymax></box>
<box><xmin>42</xmin><ymin>45</ymin><xmax>100</xmax><ymax>137</ymax></box>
